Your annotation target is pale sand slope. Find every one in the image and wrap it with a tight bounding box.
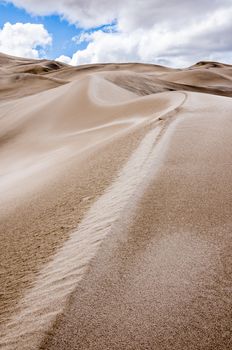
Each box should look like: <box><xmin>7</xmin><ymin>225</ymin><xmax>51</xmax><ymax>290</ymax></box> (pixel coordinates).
<box><xmin>0</xmin><ymin>53</ymin><xmax>231</xmax><ymax>349</ymax></box>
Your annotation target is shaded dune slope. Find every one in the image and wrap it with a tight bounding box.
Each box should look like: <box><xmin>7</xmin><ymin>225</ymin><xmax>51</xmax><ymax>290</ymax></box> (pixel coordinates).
<box><xmin>1</xmin><ymin>53</ymin><xmax>232</xmax><ymax>100</ymax></box>
<box><xmin>0</xmin><ymin>74</ymin><xmax>181</xmax><ymax>203</ymax></box>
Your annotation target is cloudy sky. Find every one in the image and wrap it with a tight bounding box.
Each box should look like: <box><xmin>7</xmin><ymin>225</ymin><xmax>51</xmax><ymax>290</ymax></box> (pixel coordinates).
<box><xmin>0</xmin><ymin>0</ymin><xmax>232</xmax><ymax>67</ymax></box>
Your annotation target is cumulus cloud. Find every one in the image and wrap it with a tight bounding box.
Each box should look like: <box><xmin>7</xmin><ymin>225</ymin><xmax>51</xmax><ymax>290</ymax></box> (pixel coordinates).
<box><xmin>5</xmin><ymin>0</ymin><xmax>232</xmax><ymax>66</ymax></box>
<box><xmin>59</xmin><ymin>6</ymin><xmax>232</xmax><ymax>67</ymax></box>
<box><xmin>7</xmin><ymin>0</ymin><xmax>232</xmax><ymax>29</ymax></box>
<box><xmin>0</xmin><ymin>22</ymin><xmax>52</xmax><ymax>58</ymax></box>
<box><xmin>6</xmin><ymin>0</ymin><xmax>116</xmax><ymax>28</ymax></box>
<box><xmin>72</xmin><ymin>32</ymin><xmax>93</xmax><ymax>45</ymax></box>
<box><xmin>55</xmin><ymin>55</ymin><xmax>71</xmax><ymax>64</ymax></box>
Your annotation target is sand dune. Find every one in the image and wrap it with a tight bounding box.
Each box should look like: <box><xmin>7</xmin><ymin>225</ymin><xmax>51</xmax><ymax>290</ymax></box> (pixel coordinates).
<box><xmin>160</xmin><ymin>69</ymin><xmax>232</xmax><ymax>87</ymax></box>
<box><xmin>0</xmin><ymin>54</ymin><xmax>231</xmax><ymax>349</ymax></box>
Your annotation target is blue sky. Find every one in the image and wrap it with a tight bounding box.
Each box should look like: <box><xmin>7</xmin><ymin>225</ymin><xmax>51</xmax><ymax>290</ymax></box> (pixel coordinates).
<box><xmin>0</xmin><ymin>0</ymin><xmax>231</xmax><ymax>67</ymax></box>
<box><xmin>0</xmin><ymin>1</ymin><xmax>88</xmax><ymax>59</ymax></box>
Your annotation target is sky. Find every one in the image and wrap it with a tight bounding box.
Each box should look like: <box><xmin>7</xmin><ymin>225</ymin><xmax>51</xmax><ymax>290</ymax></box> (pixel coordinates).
<box><xmin>0</xmin><ymin>0</ymin><xmax>232</xmax><ymax>67</ymax></box>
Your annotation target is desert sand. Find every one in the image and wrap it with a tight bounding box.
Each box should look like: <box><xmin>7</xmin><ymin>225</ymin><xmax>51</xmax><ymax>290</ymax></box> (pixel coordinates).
<box><xmin>0</xmin><ymin>53</ymin><xmax>231</xmax><ymax>349</ymax></box>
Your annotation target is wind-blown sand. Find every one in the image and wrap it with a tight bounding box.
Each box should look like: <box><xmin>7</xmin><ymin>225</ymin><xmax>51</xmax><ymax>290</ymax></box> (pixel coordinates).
<box><xmin>0</xmin><ymin>53</ymin><xmax>231</xmax><ymax>349</ymax></box>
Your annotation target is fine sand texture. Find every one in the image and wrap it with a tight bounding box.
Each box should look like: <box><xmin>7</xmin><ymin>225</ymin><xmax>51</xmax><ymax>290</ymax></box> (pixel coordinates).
<box><xmin>0</xmin><ymin>53</ymin><xmax>231</xmax><ymax>349</ymax></box>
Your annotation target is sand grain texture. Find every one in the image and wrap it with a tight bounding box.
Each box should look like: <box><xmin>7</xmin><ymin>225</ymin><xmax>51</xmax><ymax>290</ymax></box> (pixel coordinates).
<box><xmin>0</xmin><ymin>53</ymin><xmax>231</xmax><ymax>349</ymax></box>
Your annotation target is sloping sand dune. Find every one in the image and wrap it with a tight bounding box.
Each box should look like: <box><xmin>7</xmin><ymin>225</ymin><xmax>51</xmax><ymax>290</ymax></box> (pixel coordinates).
<box><xmin>160</xmin><ymin>69</ymin><xmax>232</xmax><ymax>87</ymax></box>
<box><xmin>0</xmin><ymin>74</ymin><xmax>182</xmax><ymax>205</ymax></box>
<box><xmin>0</xmin><ymin>53</ymin><xmax>231</xmax><ymax>350</ymax></box>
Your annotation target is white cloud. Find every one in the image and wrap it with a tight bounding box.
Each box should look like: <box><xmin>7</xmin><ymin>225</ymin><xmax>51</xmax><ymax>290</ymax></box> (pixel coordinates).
<box><xmin>5</xmin><ymin>0</ymin><xmax>232</xmax><ymax>66</ymax></box>
<box><xmin>7</xmin><ymin>0</ymin><xmax>232</xmax><ymax>29</ymax></box>
<box><xmin>72</xmin><ymin>32</ymin><xmax>93</xmax><ymax>45</ymax></box>
<box><xmin>0</xmin><ymin>22</ymin><xmax>52</xmax><ymax>58</ymax></box>
<box><xmin>6</xmin><ymin>0</ymin><xmax>116</xmax><ymax>28</ymax></box>
<box><xmin>55</xmin><ymin>55</ymin><xmax>71</xmax><ymax>64</ymax></box>
<box><xmin>58</xmin><ymin>6</ymin><xmax>232</xmax><ymax>67</ymax></box>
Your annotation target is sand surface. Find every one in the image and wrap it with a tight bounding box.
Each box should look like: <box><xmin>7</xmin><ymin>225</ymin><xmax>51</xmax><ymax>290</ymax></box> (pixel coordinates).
<box><xmin>0</xmin><ymin>53</ymin><xmax>231</xmax><ymax>349</ymax></box>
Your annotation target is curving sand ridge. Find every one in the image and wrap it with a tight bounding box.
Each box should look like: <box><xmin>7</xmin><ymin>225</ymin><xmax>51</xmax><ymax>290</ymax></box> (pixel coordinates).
<box><xmin>0</xmin><ymin>75</ymin><xmax>180</xmax><ymax>206</ymax></box>
<box><xmin>0</xmin><ymin>53</ymin><xmax>232</xmax><ymax>350</ymax></box>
